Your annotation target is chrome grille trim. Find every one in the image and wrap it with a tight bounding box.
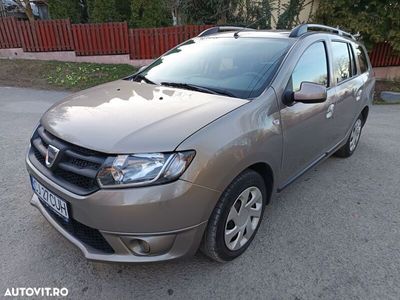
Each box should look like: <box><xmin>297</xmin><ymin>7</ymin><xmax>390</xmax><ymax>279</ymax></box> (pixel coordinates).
<box><xmin>29</xmin><ymin>126</ymin><xmax>107</xmax><ymax>195</ymax></box>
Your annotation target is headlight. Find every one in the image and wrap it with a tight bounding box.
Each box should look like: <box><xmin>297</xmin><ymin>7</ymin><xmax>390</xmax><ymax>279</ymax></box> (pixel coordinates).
<box><xmin>97</xmin><ymin>151</ymin><xmax>195</xmax><ymax>188</ymax></box>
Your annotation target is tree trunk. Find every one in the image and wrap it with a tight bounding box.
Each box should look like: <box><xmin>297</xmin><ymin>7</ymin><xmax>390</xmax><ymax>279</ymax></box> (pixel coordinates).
<box><xmin>0</xmin><ymin>1</ymin><xmax>6</xmax><ymax>17</ymax></box>
<box><xmin>21</xmin><ymin>0</ymin><xmax>35</xmax><ymax>21</ymax></box>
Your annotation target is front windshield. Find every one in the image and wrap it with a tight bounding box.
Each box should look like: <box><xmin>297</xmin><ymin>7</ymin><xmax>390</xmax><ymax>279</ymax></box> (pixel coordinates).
<box><xmin>136</xmin><ymin>37</ymin><xmax>293</xmax><ymax>99</ymax></box>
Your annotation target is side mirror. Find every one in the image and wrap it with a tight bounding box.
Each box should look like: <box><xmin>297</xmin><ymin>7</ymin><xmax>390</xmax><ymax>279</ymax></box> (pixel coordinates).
<box><xmin>138</xmin><ymin>65</ymin><xmax>147</xmax><ymax>73</ymax></box>
<box><xmin>293</xmin><ymin>82</ymin><xmax>327</xmax><ymax>104</ymax></box>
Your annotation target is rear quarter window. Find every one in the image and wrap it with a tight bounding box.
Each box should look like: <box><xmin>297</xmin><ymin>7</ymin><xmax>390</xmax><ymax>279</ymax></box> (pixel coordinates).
<box><xmin>355</xmin><ymin>45</ymin><xmax>369</xmax><ymax>73</ymax></box>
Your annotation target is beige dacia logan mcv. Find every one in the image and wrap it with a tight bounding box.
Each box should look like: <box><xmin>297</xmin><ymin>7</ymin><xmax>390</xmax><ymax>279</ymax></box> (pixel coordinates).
<box><xmin>26</xmin><ymin>24</ymin><xmax>375</xmax><ymax>263</ymax></box>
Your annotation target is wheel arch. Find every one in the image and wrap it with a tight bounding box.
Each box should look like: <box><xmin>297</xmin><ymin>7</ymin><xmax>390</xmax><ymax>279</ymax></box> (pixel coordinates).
<box><xmin>361</xmin><ymin>105</ymin><xmax>369</xmax><ymax>126</ymax></box>
<box><xmin>248</xmin><ymin>162</ymin><xmax>274</xmax><ymax>205</ymax></box>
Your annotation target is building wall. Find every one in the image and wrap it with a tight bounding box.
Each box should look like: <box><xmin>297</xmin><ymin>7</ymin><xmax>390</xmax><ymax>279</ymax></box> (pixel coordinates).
<box><xmin>374</xmin><ymin>66</ymin><xmax>400</xmax><ymax>81</ymax></box>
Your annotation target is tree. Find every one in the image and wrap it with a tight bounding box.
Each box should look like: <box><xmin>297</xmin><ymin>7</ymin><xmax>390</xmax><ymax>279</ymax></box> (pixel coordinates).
<box><xmin>276</xmin><ymin>0</ymin><xmax>306</xmax><ymax>29</ymax></box>
<box><xmin>19</xmin><ymin>0</ymin><xmax>34</xmax><ymax>21</ymax></box>
<box><xmin>166</xmin><ymin>0</ymin><xmax>182</xmax><ymax>25</ymax></box>
<box><xmin>233</xmin><ymin>0</ymin><xmax>274</xmax><ymax>28</ymax></box>
<box><xmin>48</xmin><ymin>0</ymin><xmax>87</xmax><ymax>23</ymax></box>
<box><xmin>181</xmin><ymin>0</ymin><xmax>250</xmax><ymax>25</ymax></box>
<box><xmin>180</xmin><ymin>0</ymin><xmax>308</xmax><ymax>29</ymax></box>
<box><xmin>0</xmin><ymin>1</ymin><xmax>5</xmax><ymax>17</ymax></box>
<box><xmin>115</xmin><ymin>0</ymin><xmax>131</xmax><ymax>23</ymax></box>
<box><xmin>130</xmin><ymin>0</ymin><xmax>172</xmax><ymax>28</ymax></box>
<box><xmin>87</xmin><ymin>0</ymin><xmax>120</xmax><ymax>23</ymax></box>
<box><xmin>314</xmin><ymin>0</ymin><xmax>400</xmax><ymax>51</ymax></box>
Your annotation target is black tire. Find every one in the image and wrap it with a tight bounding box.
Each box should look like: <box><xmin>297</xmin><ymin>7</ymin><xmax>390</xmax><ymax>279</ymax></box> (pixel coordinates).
<box><xmin>200</xmin><ymin>169</ymin><xmax>267</xmax><ymax>262</ymax></box>
<box><xmin>334</xmin><ymin>114</ymin><xmax>364</xmax><ymax>158</ymax></box>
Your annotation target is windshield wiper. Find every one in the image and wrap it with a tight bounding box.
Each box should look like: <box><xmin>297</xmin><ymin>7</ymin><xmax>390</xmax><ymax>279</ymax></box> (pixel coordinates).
<box><xmin>134</xmin><ymin>74</ymin><xmax>156</xmax><ymax>85</ymax></box>
<box><xmin>160</xmin><ymin>82</ymin><xmax>236</xmax><ymax>98</ymax></box>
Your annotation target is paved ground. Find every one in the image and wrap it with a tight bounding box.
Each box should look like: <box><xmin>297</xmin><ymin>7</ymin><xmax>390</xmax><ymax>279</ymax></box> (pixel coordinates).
<box><xmin>0</xmin><ymin>86</ymin><xmax>399</xmax><ymax>299</ymax></box>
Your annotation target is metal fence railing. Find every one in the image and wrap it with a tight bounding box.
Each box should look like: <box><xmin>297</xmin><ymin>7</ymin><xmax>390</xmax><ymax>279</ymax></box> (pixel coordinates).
<box><xmin>1</xmin><ymin>16</ymin><xmax>399</xmax><ymax>66</ymax></box>
<box><xmin>0</xmin><ymin>17</ymin><xmax>211</xmax><ymax>60</ymax></box>
<box><xmin>369</xmin><ymin>42</ymin><xmax>400</xmax><ymax>67</ymax></box>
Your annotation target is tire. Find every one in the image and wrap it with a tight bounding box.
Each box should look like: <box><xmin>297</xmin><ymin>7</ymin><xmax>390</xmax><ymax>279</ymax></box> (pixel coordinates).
<box><xmin>200</xmin><ymin>169</ymin><xmax>267</xmax><ymax>262</ymax></box>
<box><xmin>335</xmin><ymin>114</ymin><xmax>364</xmax><ymax>158</ymax></box>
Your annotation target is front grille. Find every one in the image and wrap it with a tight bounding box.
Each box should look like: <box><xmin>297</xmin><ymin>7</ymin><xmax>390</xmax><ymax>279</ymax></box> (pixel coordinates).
<box><xmin>29</xmin><ymin>126</ymin><xmax>107</xmax><ymax>195</ymax></box>
<box><xmin>40</xmin><ymin>199</ymin><xmax>114</xmax><ymax>254</ymax></box>
<box><xmin>53</xmin><ymin>168</ymin><xmax>95</xmax><ymax>189</ymax></box>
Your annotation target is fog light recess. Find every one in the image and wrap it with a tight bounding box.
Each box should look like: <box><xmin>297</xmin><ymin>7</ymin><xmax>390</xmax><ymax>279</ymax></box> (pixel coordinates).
<box><xmin>121</xmin><ymin>235</ymin><xmax>176</xmax><ymax>256</ymax></box>
<box><xmin>130</xmin><ymin>239</ymin><xmax>151</xmax><ymax>255</ymax></box>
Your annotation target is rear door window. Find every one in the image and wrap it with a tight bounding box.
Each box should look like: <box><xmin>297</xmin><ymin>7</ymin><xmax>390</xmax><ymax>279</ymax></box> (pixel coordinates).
<box><xmin>348</xmin><ymin>44</ymin><xmax>357</xmax><ymax>76</ymax></box>
<box><xmin>331</xmin><ymin>41</ymin><xmax>352</xmax><ymax>83</ymax></box>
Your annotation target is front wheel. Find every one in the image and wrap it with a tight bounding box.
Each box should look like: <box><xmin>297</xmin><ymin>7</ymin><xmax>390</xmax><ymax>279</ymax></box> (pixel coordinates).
<box><xmin>335</xmin><ymin>115</ymin><xmax>364</xmax><ymax>158</ymax></box>
<box><xmin>200</xmin><ymin>170</ymin><xmax>267</xmax><ymax>262</ymax></box>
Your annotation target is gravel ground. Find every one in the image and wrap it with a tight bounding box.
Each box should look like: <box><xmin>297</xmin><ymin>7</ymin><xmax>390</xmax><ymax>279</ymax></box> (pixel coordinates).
<box><xmin>0</xmin><ymin>86</ymin><xmax>399</xmax><ymax>299</ymax></box>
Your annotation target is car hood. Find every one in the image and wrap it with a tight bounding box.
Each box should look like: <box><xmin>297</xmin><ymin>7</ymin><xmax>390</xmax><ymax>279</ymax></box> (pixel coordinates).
<box><xmin>41</xmin><ymin>80</ymin><xmax>248</xmax><ymax>154</ymax></box>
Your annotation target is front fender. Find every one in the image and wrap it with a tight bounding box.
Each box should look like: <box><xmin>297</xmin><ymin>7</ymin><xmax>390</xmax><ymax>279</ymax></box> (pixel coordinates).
<box><xmin>177</xmin><ymin>88</ymin><xmax>282</xmax><ymax>195</ymax></box>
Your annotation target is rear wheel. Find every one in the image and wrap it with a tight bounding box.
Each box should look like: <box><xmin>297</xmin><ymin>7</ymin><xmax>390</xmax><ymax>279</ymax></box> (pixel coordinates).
<box><xmin>335</xmin><ymin>115</ymin><xmax>363</xmax><ymax>158</ymax></box>
<box><xmin>201</xmin><ymin>170</ymin><xmax>267</xmax><ymax>262</ymax></box>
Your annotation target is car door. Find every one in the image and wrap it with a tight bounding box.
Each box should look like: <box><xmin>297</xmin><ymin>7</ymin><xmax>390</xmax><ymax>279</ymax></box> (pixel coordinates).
<box><xmin>353</xmin><ymin>43</ymin><xmax>375</xmax><ymax>108</ymax></box>
<box><xmin>329</xmin><ymin>40</ymin><xmax>365</xmax><ymax>140</ymax></box>
<box><xmin>278</xmin><ymin>41</ymin><xmax>338</xmax><ymax>188</ymax></box>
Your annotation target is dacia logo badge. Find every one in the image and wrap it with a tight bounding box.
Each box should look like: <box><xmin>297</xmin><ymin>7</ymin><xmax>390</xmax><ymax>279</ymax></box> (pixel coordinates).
<box><xmin>45</xmin><ymin>145</ymin><xmax>60</xmax><ymax>168</ymax></box>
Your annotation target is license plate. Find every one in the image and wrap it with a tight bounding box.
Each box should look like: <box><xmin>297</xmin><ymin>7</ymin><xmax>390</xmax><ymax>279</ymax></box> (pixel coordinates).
<box><xmin>31</xmin><ymin>176</ymin><xmax>69</xmax><ymax>221</ymax></box>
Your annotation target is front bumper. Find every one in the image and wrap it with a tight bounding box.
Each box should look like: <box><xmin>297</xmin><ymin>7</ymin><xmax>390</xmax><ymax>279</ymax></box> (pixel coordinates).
<box><xmin>27</xmin><ymin>158</ymin><xmax>220</xmax><ymax>262</ymax></box>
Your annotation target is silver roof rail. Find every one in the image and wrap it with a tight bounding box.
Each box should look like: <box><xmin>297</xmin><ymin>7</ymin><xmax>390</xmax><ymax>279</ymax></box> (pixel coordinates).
<box><xmin>198</xmin><ymin>26</ymin><xmax>255</xmax><ymax>37</ymax></box>
<box><xmin>289</xmin><ymin>24</ymin><xmax>356</xmax><ymax>40</ymax></box>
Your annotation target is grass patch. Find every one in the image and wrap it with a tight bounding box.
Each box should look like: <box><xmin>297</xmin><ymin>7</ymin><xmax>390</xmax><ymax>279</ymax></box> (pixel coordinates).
<box><xmin>372</xmin><ymin>99</ymin><xmax>400</xmax><ymax>105</ymax></box>
<box><xmin>0</xmin><ymin>59</ymin><xmax>137</xmax><ymax>91</ymax></box>
<box><xmin>45</xmin><ymin>61</ymin><xmax>136</xmax><ymax>90</ymax></box>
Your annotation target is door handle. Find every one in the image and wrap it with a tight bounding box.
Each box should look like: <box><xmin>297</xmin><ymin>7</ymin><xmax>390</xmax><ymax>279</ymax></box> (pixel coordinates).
<box><xmin>355</xmin><ymin>88</ymin><xmax>363</xmax><ymax>101</ymax></box>
<box><xmin>326</xmin><ymin>104</ymin><xmax>335</xmax><ymax>119</ymax></box>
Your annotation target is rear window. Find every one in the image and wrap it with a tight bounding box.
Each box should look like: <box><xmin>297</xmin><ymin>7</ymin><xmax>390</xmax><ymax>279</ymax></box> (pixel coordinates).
<box><xmin>355</xmin><ymin>45</ymin><xmax>369</xmax><ymax>73</ymax></box>
<box><xmin>139</xmin><ymin>37</ymin><xmax>293</xmax><ymax>99</ymax></box>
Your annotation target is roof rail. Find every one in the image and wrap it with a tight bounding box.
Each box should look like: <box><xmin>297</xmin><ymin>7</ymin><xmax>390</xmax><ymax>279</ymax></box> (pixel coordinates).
<box><xmin>289</xmin><ymin>24</ymin><xmax>356</xmax><ymax>40</ymax></box>
<box><xmin>198</xmin><ymin>26</ymin><xmax>255</xmax><ymax>37</ymax></box>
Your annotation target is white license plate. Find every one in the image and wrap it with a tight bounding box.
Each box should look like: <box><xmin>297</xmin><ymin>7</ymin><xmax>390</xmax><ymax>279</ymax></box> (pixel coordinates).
<box><xmin>31</xmin><ymin>176</ymin><xmax>69</xmax><ymax>221</ymax></box>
